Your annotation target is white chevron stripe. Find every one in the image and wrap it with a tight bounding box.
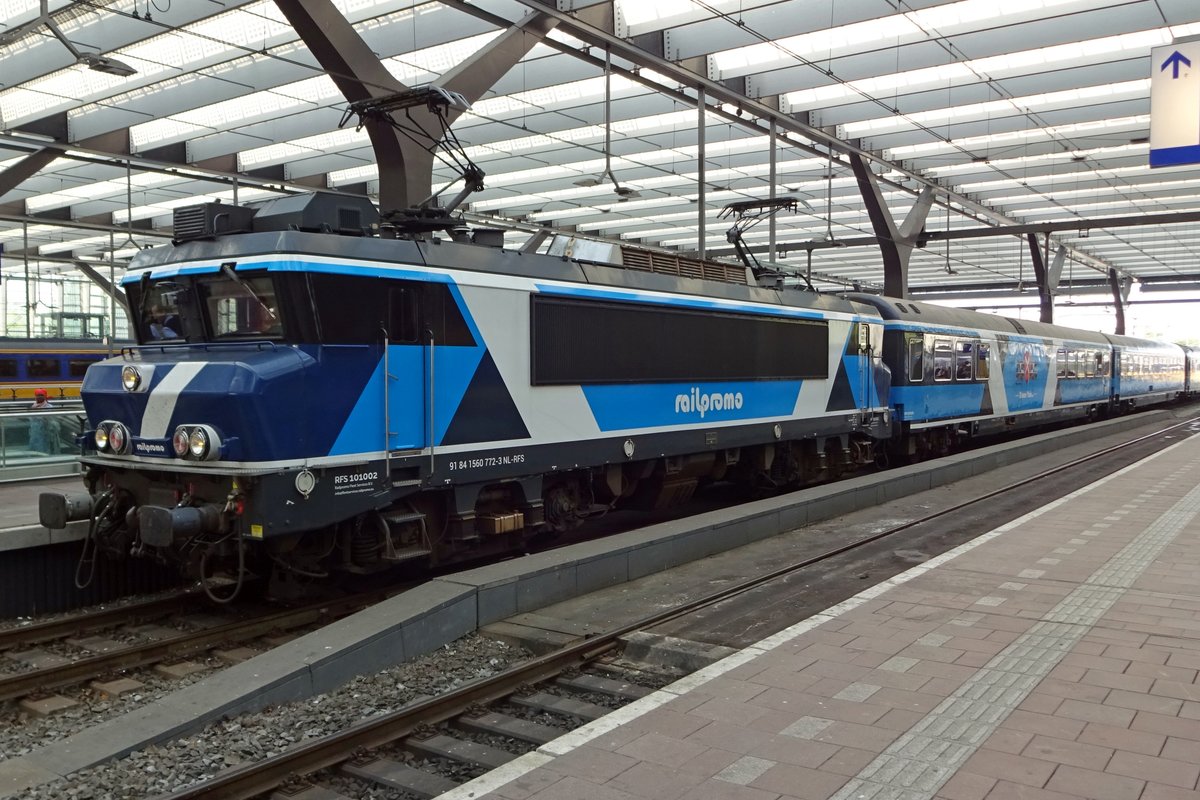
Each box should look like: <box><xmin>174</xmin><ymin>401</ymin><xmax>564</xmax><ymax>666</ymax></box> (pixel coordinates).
<box><xmin>139</xmin><ymin>363</ymin><xmax>206</xmax><ymax>437</ymax></box>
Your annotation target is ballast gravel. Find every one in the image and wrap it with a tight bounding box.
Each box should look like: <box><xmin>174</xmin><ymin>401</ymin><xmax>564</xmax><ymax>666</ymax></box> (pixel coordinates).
<box><xmin>21</xmin><ymin>635</ymin><xmax>526</xmax><ymax>800</ymax></box>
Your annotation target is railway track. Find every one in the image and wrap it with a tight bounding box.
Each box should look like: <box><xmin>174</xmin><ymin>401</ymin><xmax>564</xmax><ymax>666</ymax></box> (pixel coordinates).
<box><xmin>0</xmin><ymin>591</ymin><xmax>389</xmax><ymax>707</ymax></box>
<box><xmin>148</xmin><ymin>414</ymin><xmax>1200</xmax><ymax>799</ymax></box>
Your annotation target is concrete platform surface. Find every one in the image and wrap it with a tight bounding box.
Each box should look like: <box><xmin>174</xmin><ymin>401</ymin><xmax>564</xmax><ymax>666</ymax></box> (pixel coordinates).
<box><xmin>442</xmin><ymin>423</ymin><xmax>1200</xmax><ymax>799</ymax></box>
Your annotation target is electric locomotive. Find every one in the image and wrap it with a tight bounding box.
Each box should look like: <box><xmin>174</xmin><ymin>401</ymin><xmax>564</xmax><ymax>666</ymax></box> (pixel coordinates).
<box><xmin>40</xmin><ymin>194</ymin><xmax>892</xmax><ymax>597</ymax></box>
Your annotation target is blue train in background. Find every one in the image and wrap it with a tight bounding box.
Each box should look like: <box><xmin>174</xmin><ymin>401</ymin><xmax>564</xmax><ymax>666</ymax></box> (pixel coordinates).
<box><xmin>848</xmin><ymin>295</ymin><xmax>1197</xmax><ymax>461</ymax></box>
<box><xmin>37</xmin><ymin>193</ymin><xmax>1196</xmax><ymax>598</ymax></box>
<box><xmin>0</xmin><ymin>339</ymin><xmax>113</xmax><ymax>403</ymax></box>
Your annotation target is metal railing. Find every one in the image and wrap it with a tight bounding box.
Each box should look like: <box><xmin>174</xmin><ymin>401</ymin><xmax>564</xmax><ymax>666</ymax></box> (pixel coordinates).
<box><xmin>0</xmin><ymin>407</ymin><xmax>86</xmax><ymax>482</ymax></box>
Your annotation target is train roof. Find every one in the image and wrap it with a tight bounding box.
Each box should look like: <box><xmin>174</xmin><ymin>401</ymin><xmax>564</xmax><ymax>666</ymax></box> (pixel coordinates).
<box><xmin>846</xmin><ymin>293</ymin><xmax>1114</xmax><ymax>345</ymax></box>
<box><xmin>129</xmin><ymin>229</ymin><xmax>880</xmax><ymax>319</ymax></box>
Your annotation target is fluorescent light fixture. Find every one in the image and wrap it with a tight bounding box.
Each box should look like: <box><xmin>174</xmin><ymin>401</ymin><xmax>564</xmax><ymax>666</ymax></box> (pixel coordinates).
<box><xmin>76</xmin><ymin>53</ymin><xmax>137</xmax><ymax>77</ymax></box>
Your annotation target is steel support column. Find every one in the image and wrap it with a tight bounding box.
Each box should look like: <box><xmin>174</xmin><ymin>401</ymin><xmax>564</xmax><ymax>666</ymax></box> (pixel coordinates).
<box><xmin>273</xmin><ymin>0</ymin><xmax>555</xmax><ymax>211</ymax></box>
<box><xmin>1108</xmin><ymin>268</ymin><xmax>1133</xmax><ymax>336</ymax></box>
<box><xmin>0</xmin><ymin>149</ymin><xmax>56</xmax><ymax>199</ymax></box>
<box><xmin>1025</xmin><ymin>232</ymin><xmax>1064</xmax><ymax>324</ymax></box>
<box><xmin>73</xmin><ymin>261</ymin><xmax>130</xmax><ymax>316</ymax></box>
<box><xmin>848</xmin><ymin>153</ymin><xmax>933</xmax><ymax>298</ymax></box>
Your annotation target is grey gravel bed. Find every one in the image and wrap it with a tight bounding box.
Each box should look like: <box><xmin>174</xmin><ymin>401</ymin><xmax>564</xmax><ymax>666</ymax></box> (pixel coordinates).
<box><xmin>1</xmin><ymin>653</ymin><xmax>227</xmax><ymax>759</ymax></box>
<box><xmin>21</xmin><ymin>635</ymin><xmax>526</xmax><ymax>800</ymax></box>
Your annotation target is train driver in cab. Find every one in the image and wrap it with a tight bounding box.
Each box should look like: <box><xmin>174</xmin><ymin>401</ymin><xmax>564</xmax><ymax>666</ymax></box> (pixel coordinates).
<box><xmin>148</xmin><ymin>304</ymin><xmax>181</xmax><ymax>340</ymax></box>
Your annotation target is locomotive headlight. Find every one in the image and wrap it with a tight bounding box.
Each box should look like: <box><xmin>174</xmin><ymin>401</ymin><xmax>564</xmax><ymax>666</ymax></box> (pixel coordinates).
<box><xmin>107</xmin><ymin>422</ymin><xmax>128</xmax><ymax>455</ymax></box>
<box><xmin>121</xmin><ymin>366</ymin><xmax>141</xmax><ymax>392</ymax></box>
<box><xmin>188</xmin><ymin>427</ymin><xmax>209</xmax><ymax>459</ymax></box>
<box><xmin>182</xmin><ymin>425</ymin><xmax>222</xmax><ymax>461</ymax></box>
<box><xmin>93</xmin><ymin>424</ymin><xmax>110</xmax><ymax>451</ymax></box>
<box><xmin>172</xmin><ymin>427</ymin><xmax>190</xmax><ymax>457</ymax></box>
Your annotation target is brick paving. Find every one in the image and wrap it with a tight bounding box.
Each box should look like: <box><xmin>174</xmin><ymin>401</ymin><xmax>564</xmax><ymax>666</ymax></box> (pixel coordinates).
<box><xmin>443</xmin><ymin>435</ymin><xmax>1200</xmax><ymax>800</ymax></box>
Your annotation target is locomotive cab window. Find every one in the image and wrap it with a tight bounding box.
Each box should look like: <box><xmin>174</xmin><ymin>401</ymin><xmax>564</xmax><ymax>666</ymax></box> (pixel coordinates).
<box><xmin>933</xmin><ymin>339</ymin><xmax>952</xmax><ymax>381</ymax></box>
<box><xmin>137</xmin><ymin>280</ymin><xmax>186</xmax><ymax>342</ymax></box>
<box><xmin>201</xmin><ymin>274</ymin><xmax>282</xmax><ymax>338</ymax></box>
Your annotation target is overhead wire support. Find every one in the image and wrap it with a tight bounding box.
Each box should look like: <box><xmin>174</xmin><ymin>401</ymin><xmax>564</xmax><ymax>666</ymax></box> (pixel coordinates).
<box><xmin>718</xmin><ymin>197</ymin><xmax>814</xmax><ymax>291</ymax></box>
<box><xmin>338</xmin><ymin>85</ymin><xmax>486</xmax><ymax>218</ymax></box>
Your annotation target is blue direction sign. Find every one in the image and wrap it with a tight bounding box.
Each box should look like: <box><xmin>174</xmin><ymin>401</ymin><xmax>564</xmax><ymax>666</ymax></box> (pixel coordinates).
<box><xmin>1151</xmin><ymin>42</ymin><xmax>1200</xmax><ymax>167</ymax></box>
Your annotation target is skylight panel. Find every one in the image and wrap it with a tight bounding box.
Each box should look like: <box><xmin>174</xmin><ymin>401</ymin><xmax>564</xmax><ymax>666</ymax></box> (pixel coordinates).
<box><xmin>711</xmin><ymin>0</ymin><xmax>1103</xmax><ymax>79</ymax></box>
<box><xmin>25</xmin><ymin>172</ymin><xmax>179</xmax><ymax>214</ymax></box>
<box><xmin>239</xmin><ymin>128</ymin><xmax>369</xmax><ymax>170</ymax></box>
<box><xmin>126</xmin><ymin>31</ymin><xmax>498</xmax><ymax>152</ymax></box>
<box><xmin>780</xmin><ymin>24</ymin><xmax>1180</xmax><ymax>113</ymax></box>
<box><xmin>885</xmin><ymin>115</ymin><xmax>1150</xmax><ymax>159</ymax></box>
<box><xmin>841</xmin><ymin>80</ymin><xmax>1149</xmax><ymax>137</ymax></box>
<box><xmin>713</xmin><ymin>16</ymin><xmax>922</xmax><ymax>75</ymax></box>
<box><xmin>616</xmin><ymin>0</ymin><xmax>749</xmax><ymax>36</ymax></box>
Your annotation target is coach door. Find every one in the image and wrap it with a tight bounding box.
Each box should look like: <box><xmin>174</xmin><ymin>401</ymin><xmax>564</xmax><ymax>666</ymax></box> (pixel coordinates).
<box><xmin>855</xmin><ymin>322</ymin><xmax>879</xmax><ymax>413</ymax></box>
<box><xmin>383</xmin><ymin>284</ymin><xmax>425</xmax><ymax>452</ymax></box>
<box><xmin>1110</xmin><ymin>348</ymin><xmax>1122</xmax><ymax>407</ymax></box>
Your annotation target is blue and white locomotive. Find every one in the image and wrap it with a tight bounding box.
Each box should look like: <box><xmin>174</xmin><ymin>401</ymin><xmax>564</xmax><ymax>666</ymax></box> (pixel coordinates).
<box><xmin>41</xmin><ymin>195</ymin><xmax>893</xmax><ymax>594</ymax></box>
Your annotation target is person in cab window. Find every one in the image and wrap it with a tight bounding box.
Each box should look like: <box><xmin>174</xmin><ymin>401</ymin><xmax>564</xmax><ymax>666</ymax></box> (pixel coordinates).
<box><xmin>148</xmin><ymin>305</ymin><xmax>180</xmax><ymax>339</ymax></box>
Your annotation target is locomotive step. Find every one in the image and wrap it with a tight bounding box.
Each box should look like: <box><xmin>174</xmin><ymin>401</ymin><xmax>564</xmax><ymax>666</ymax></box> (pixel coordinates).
<box><xmin>380</xmin><ymin>546</ymin><xmax>433</xmax><ymax>563</ymax></box>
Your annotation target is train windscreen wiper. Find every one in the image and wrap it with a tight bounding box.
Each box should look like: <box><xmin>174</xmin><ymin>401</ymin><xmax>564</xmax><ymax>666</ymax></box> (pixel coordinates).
<box><xmin>219</xmin><ymin>262</ymin><xmax>275</xmax><ymax>319</ymax></box>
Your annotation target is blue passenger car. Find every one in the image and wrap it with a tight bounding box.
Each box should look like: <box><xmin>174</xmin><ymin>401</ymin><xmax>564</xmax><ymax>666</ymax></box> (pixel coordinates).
<box><xmin>848</xmin><ymin>294</ymin><xmax>1183</xmax><ymax>459</ymax></box>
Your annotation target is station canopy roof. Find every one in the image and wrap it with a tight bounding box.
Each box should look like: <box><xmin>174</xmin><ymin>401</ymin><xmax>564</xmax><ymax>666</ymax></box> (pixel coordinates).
<box><xmin>0</xmin><ymin>0</ymin><xmax>1197</xmax><ymax>298</ymax></box>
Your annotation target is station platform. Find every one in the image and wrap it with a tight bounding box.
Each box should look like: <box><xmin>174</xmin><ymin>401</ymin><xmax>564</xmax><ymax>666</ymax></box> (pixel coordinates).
<box><xmin>0</xmin><ymin>475</ymin><xmax>78</xmax><ymax>529</ymax></box>
<box><xmin>448</xmin><ymin>430</ymin><xmax>1200</xmax><ymax>800</ymax></box>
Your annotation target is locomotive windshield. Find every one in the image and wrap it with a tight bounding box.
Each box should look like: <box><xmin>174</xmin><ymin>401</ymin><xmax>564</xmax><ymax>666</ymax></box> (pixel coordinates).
<box><xmin>129</xmin><ymin>271</ymin><xmax>286</xmax><ymax>344</ymax></box>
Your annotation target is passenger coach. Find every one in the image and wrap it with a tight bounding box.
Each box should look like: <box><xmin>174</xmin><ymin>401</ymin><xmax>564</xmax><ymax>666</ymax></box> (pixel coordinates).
<box><xmin>850</xmin><ymin>294</ymin><xmax>1185</xmax><ymax>460</ymax></box>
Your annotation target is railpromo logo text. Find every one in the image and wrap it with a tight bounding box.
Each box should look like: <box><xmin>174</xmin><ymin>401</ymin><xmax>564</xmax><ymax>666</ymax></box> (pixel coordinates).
<box><xmin>674</xmin><ymin>387</ymin><xmax>745</xmax><ymax>419</ymax></box>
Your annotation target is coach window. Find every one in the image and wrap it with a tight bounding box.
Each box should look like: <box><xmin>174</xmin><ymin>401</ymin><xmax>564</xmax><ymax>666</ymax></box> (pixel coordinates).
<box><xmin>1056</xmin><ymin>348</ymin><xmax>1067</xmax><ymax>377</ymax></box>
<box><xmin>906</xmin><ymin>335</ymin><xmax>924</xmax><ymax>382</ymax></box>
<box><xmin>977</xmin><ymin>343</ymin><xmax>990</xmax><ymax>379</ymax></box>
<box><xmin>68</xmin><ymin>358</ymin><xmax>99</xmax><ymax>377</ymax></box>
<box><xmin>1096</xmin><ymin>352</ymin><xmax>1109</xmax><ymax>376</ymax></box>
<box><xmin>956</xmin><ymin>341</ymin><xmax>973</xmax><ymax>380</ymax></box>
<box><xmin>0</xmin><ymin>358</ymin><xmax>15</xmax><ymax>378</ymax></box>
<box><xmin>933</xmin><ymin>339</ymin><xmax>952</xmax><ymax>381</ymax></box>
<box><xmin>27</xmin><ymin>358</ymin><xmax>59</xmax><ymax>378</ymax></box>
